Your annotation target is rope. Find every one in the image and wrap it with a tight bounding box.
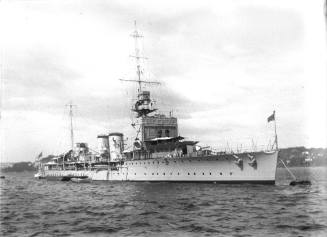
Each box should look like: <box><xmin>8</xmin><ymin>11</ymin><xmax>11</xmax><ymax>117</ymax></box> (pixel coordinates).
<box><xmin>279</xmin><ymin>159</ymin><xmax>297</xmax><ymax>180</ymax></box>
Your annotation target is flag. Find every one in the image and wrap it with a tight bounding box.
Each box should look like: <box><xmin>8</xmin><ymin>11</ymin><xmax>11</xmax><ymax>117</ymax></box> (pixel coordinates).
<box><xmin>35</xmin><ymin>152</ymin><xmax>42</xmax><ymax>162</ymax></box>
<box><xmin>267</xmin><ymin>111</ymin><xmax>275</xmax><ymax>123</ymax></box>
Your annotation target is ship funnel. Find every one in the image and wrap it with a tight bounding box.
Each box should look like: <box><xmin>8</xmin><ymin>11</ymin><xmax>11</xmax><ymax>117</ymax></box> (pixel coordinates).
<box><xmin>97</xmin><ymin>135</ymin><xmax>109</xmax><ymax>155</ymax></box>
<box><xmin>108</xmin><ymin>133</ymin><xmax>124</xmax><ymax>162</ymax></box>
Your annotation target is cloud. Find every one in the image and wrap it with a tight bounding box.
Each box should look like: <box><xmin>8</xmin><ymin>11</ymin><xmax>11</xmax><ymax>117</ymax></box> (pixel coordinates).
<box><xmin>1</xmin><ymin>0</ymin><xmax>326</xmax><ymax>162</ymax></box>
<box><xmin>3</xmin><ymin>49</ymin><xmax>79</xmax><ymax>112</ymax></box>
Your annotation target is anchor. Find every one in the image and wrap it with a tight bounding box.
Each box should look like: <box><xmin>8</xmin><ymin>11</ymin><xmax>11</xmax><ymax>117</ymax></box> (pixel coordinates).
<box><xmin>232</xmin><ymin>154</ymin><xmax>243</xmax><ymax>170</ymax></box>
<box><xmin>247</xmin><ymin>154</ymin><xmax>257</xmax><ymax>169</ymax></box>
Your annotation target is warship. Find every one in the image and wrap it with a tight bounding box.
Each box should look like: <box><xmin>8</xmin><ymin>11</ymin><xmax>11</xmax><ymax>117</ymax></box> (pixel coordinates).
<box><xmin>35</xmin><ymin>23</ymin><xmax>279</xmax><ymax>184</ymax></box>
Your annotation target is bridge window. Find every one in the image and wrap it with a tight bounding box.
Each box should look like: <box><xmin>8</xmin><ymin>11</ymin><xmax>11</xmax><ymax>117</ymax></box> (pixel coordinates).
<box><xmin>157</xmin><ymin>130</ymin><xmax>162</xmax><ymax>137</ymax></box>
<box><xmin>165</xmin><ymin>129</ymin><xmax>170</xmax><ymax>137</ymax></box>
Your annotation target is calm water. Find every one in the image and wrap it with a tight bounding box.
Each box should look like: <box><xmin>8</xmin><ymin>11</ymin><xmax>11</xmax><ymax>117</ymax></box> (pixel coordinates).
<box><xmin>1</xmin><ymin>167</ymin><xmax>327</xmax><ymax>237</ymax></box>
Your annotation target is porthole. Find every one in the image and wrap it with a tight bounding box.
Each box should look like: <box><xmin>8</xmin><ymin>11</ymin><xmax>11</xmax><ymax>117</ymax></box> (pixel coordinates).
<box><xmin>153</xmin><ymin>162</ymin><xmax>155</xmax><ymax>164</ymax></box>
<box><xmin>134</xmin><ymin>173</ymin><xmax>136</xmax><ymax>175</ymax></box>
<box><xmin>194</xmin><ymin>172</ymin><xmax>196</xmax><ymax>175</ymax></box>
<box><xmin>144</xmin><ymin>173</ymin><xmax>146</xmax><ymax>175</ymax></box>
<box><xmin>209</xmin><ymin>172</ymin><xmax>212</xmax><ymax>175</ymax></box>
<box><xmin>157</xmin><ymin>173</ymin><xmax>159</xmax><ymax>175</ymax></box>
<box><xmin>136</xmin><ymin>162</ymin><xmax>137</xmax><ymax>165</ymax></box>
<box><xmin>157</xmin><ymin>161</ymin><xmax>159</xmax><ymax>164</ymax></box>
<box><xmin>230</xmin><ymin>172</ymin><xmax>232</xmax><ymax>175</ymax></box>
<box><xmin>148</xmin><ymin>162</ymin><xmax>150</xmax><ymax>164</ymax></box>
<box><xmin>152</xmin><ymin>173</ymin><xmax>154</xmax><ymax>175</ymax></box>
<box><xmin>220</xmin><ymin>172</ymin><xmax>222</xmax><ymax>175</ymax></box>
<box><xmin>132</xmin><ymin>163</ymin><xmax>133</xmax><ymax>165</ymax></box>
<box><xmin>170</xmin><ymin>172</ymin><xmax>172</xmax><ymax>175</ymax></box>
<box><xmin>178</xmin><ymin>172</ymin><xmax>180</xmax><ymax>175</ymax></box>
<box><xmin>163</xmin><ymin>173</ymin><xmax>165</xmax><ymax>175</ymax></box>
<box><xmin>202</xmin><ymin>172</ymin><xmax>204</xmax><ymax>175</ymax></box>
<box><xmin>144</xmin><ymin>162</ymin><xmax>146</xmax><ymax>165</ymax></box>
<box><xmin>188</xmin><ymin>173</ymin><xmax>190</xmax><ymax>175</ymax></box>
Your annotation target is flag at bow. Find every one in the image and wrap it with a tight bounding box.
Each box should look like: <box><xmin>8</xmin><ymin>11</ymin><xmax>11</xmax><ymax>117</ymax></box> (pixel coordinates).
<box><xmin>267</xmin><ymin>111</ymin><xmax>275</xmax><ymax>123</ymax></box>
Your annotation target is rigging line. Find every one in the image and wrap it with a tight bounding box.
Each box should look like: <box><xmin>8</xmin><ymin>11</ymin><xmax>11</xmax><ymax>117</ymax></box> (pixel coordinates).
<box><xmin>279</xmin><ymin>159</ymin><xmax>297</xmax><ymax>180</ymax></box>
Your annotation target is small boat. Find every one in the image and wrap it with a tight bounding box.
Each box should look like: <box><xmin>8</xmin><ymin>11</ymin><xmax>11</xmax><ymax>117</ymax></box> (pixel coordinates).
<box><xmin>71</xmin><ymin>177</ymin><xmax>92</xmax><ymax>183</ymax></box>
<box><xmin>289</xmin><ymin>180</ymin><xmax>312</xmax><ymax>186</ymax></box>
<box><xmin>34</xmin><ymin>173</ymin><xmax>44</xmax><ymax>179</ymax></box>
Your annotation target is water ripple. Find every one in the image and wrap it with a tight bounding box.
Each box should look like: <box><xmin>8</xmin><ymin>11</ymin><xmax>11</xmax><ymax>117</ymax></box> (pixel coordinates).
<box><xmin>1</xmin><ymin>167</ymin><xmax>327</xmax><ymax>236</ymax></box>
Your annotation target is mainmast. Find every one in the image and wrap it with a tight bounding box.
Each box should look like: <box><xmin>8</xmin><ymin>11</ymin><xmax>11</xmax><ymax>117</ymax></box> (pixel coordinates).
<box><xmin>66</xmin><ymin>102</ymin><xmax>76</xmax><ymax>152</ymax></box>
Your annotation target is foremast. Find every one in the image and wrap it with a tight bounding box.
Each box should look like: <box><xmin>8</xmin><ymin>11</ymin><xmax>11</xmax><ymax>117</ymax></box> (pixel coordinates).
<box><xmin>119</xmin><ymin>21</ymin><xmax>160</xmax><ymax>141</ymax></box>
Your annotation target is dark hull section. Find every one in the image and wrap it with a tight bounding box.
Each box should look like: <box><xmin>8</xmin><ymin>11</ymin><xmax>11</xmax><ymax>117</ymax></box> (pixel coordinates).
<box><xmin>44</xmin><ymin>175</ymin><xmax>275</xmax><ymax>185</ymax></box>
<box><xmin>127</xmin><ymin>180</ymin><xmax>275</xmax><ymax>184</ymax></box>
<box><xmin>45</xmin><ymin>175</ymin><xmax>88</xmax><ymax>181</ymax></box>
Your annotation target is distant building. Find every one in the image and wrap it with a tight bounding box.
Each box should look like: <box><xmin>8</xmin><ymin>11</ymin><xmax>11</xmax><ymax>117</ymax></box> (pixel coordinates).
<box><xmin>0</xmin><ymin>162</ymin><xmax>14</xmax><ymax>169</ymax></box>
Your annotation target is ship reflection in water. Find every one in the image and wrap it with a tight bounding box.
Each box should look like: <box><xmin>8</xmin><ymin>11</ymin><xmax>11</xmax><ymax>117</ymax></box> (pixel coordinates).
<box><xmin>1</xmin><ymin>167</ymin><xmax>327</xmax><ymax>236</ymax></box>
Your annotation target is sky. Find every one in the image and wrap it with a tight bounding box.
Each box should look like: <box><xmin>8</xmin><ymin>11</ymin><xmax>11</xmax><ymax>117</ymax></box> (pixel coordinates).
<box><xmin>0</xmin><ymin>0</ymin><xmax>326</xmax><ymax>162</ymax></box>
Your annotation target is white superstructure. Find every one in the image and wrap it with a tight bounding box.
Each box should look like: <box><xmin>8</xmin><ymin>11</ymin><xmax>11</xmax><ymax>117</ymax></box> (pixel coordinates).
<box><xmin>40</xmin><ymin>151</ymin><xmax>278</xmax><ymax>184</ymax></box>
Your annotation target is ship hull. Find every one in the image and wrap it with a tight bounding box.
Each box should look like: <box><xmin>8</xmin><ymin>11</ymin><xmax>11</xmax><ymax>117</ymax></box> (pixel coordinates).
<box><xmin>39</xmin><ymin>151</ymin><xmax>278</xmax><ymax>184</ymax></box>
